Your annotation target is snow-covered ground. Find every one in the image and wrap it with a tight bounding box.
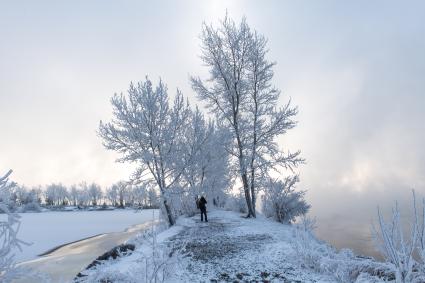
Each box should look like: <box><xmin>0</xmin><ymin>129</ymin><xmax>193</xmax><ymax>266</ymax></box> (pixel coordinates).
<box><xmin>78</xmin><ymin>210</ymin><xmax>394</xmax><ymax>283</ymax></box>
<box><xmin>11</xmin><ymin>209</ymin><xmax>158</xmax><ymax>262</ymax></box>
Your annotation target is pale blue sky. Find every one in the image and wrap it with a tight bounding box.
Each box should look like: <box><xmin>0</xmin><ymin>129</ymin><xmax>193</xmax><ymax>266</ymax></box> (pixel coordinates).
<box><xmin>1</xmin><ymin>1</ymin><xmax>424</xmax><ymax>231</ymax></box>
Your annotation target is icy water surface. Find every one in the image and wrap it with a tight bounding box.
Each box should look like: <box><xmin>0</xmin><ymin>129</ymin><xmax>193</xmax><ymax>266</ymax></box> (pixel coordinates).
<box><xmin>314</xmin><ymin>206</ymin><xmax>414</xmax><ymax>260</ymax></box>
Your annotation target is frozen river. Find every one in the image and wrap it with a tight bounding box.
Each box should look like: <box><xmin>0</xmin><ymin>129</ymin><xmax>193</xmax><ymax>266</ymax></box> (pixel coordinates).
<box><xmin>10</xmin><ymin>209</ymin><xmax>159</xmax><ymax>282</ymax></box>
<box><xmin>13</xmin><ymin>209</ymin><xmax>159</xmax><ymax>263</ymax></box>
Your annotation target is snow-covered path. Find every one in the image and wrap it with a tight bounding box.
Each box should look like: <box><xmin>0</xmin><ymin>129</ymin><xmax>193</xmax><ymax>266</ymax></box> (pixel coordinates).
<box><xmin>79</xmin><ymin>210</ymin><xmax>347</xmax><ymax>282</ymax></box>
<box><xmin>167</xmin><ymin>210</ymin><xmax>338</xmax><ymax>282</ymax></box>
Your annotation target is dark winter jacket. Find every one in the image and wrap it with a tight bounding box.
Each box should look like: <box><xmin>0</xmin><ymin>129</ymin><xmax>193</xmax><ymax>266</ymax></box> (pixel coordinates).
<box><xmin>199</xmin><ymin>196</ymin><xmax>207</xmax><ymax>210</ymax></box>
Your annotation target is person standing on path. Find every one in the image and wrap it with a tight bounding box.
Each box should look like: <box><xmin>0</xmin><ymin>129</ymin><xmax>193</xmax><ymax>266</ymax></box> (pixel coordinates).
<box><xmin>199</xmin><ymin>195</ymin><xmax>208</xmax><ymax>222</ymax></box>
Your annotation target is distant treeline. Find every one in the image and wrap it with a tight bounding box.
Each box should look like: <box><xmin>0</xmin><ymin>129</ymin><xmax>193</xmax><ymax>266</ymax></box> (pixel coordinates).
<box><xmin>6</xmin><ymin>181</ymin><xmax>160</xmax><ymax>212</ymax></box>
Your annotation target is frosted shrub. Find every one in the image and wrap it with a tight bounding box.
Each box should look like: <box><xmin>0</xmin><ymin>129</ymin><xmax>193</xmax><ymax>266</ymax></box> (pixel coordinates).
<box><xmin>168</xmin><ymin>187</ymin><xmax>198</xmax><ymax>217</ymax></box>
<box><xmin>0</xmin><ymin>170</ymin><xmax>26</xmax><ymax>282</ymax></box>
<box><xmin>293</xmin><ymin>225</ymin><xmax>360</xmax><ymax>282</ymax></box>
<box><xmin>375</xmin><ymin>205</ymin><xmax>416</xmax><ymax>282</ymax></box>
<box><xmin>292</xmin><ymin>216</ymin><xmax>392</xmax><ymax>282</ymax></box>
<box><xmin>19</xmin><ymin>201</ymin><xmax>41</xmax><ymax>213</ymax></box>
<box><xmin>262</xmin><ymin>176</ymin><xmax>310</xmax><ymax>223</ymax></box>
<box><xmin>292</xmin><ymin>217</ymin><xmax>341</xmax><ymax>276</ymax></box>
<box><xmin>180</xmin><ymin>194</ymin><xmax>199</xmax><ymax>217</ymax></box>
<box><xmin>225</xmin><ymin>192</ymin><xmax>247</xmax><ymax>213</ymax></box>
<box><xmin>373</xmin><ymin>191</ymin><xmax>425</xmax><ymax>283</ymax></box>
<box><xmin>414</xmin><ymin>199</ymin><xmax>425</xmax><ymax>282</ymax></box>
<box><xmin>293</xmin><ymin>218</ymin><xmax>324</xmax><ymax>269</ymax></box>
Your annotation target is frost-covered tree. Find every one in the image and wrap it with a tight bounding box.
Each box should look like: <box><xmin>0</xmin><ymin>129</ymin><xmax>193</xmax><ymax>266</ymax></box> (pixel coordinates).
<box><xmin>106</xmin><ymin>185</ymin><xmax>119</xmax><ymax>207</ymax></box>
<box><xmin>178</xmin><ymin>108</ymin><xmax>231</xmax><ymax>215</ymax></box>
<box><xmin>68</xmin><ymin>185</ymin><xmax>79</xmax><ymax>206</ymax></box>
<box><xmin>88</xmin><ymin>183</ymin><xmax>102</xmax><ymax>206</ymax></box>
<box><xmin>132</xmin><ymin>185</ymin><xmax>148</xmax><ymax>208</ymax></box>
<box><xmin>99</xmin><ymin>78</ymin><xmax>202</xmax><ymax>225</ymax></box>
<box><xmin>14</xmin><ymin>186</ymin><xmax>41</xmax><ymax>212</ymax></box>
<box><xmin>10</xmin><ymin>185</ymin><xmax>27</xmax><ymax>206</ymax></box>
<box><xmin>76</xmin><ymin>182</ymin><xmax>91</xmax><ymax>207</ymax></box>
<box><xmin>147</xmin><ymin>187</ymin><xmax>159</xmax><ymax>208</ymax></box>
<box><xmin>198</xmin><ymin>125</ymin><xmax>231</xmax><ymax>208</ymax></box>
<box><xmin>12</xmin><ymin>185</ymin><xmax>41</xmax><ymax>208</ymax></box>
<box><xmin>45</xmin><ymin>183</ymin><xmax>68</xmax><ymax>206</ymax></box>
<box><xmin>106</xmin><ymin>181</ymin><xmax>129</xmax><ymax>208</ymax></box>
<box><xmin>191</xmin><ymin>15</ymin><xmax>303</xmax><ymax>217</ymax></box>
<box><xmin>0</xmin><ymin>170</ymin><xmax>26</xmax><ymax>282</ymax></box>
<box><xmin>114</xmin><ymin>181</ymin><xmax>128</xmax><ymax>208</ymax></box>
<box><xmin>28</xmin><ymin>187</ymin><xmax>43</xmax><ymax>205</ymax></box>
<box><xmin>124</xmin><ymin>187</ymin><xmax>135</xmax><ymax>207</ymax></box>
<box><xmin>262</xmin><ymin>175</ymin><xmax>310</xmax><ymax>223</ymax></box>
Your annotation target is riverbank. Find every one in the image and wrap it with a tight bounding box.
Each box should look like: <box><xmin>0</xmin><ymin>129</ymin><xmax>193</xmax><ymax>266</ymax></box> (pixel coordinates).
<box><xmin>77</xmin><ymin>210</ymin><xmax>393</xmax><ymax>282</ymax></box>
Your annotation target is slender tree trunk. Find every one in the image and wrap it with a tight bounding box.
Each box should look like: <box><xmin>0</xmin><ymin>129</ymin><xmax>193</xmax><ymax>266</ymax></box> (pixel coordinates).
<box><xmin>250</xmin><ymin>183</ymin><xmax>256</xmax><ymax>217</ymax></box>
<box><xmin>236</xmin><ymin>140</ymin><xmax>255</xmax><ymax>217</ymax></box>
<box><xmin>234</xmin><ymin>114</ymin><xmax>256</xmax><ymax>218</ymax></box>
<box><xmin>249</xmin><ymin>157</ymin><xmax>257</xmax><ymax>217</ymax></box>
<box><xmin>236</xmin><ymin>150</ymin><xmax>255</xmax><ymax>217</ymax></box>
<box><xmin>241</xmin><ymin>171</ymin><xmax>255</xmax><ymax>217</ymax></box>
<box><xmin>250</xmin><ymin>81</ymin><xmax>259</xmax><ymax>218</ymax></box>
<box><xmin>163</xmin><ymin>199</ymin><xmax>175</xmax><ymax>226</ymax></box>
<box><xmin>159</xmin><ymin>177</ymin><xmax>175</xmax><ymax>226</ymax></box>
<box><xmin>236</xmin><ymin>136</ymin><xmax>255</xmax><ymax>217</ymax></box>
<box><xmin>119</xmin><ymin>195</ymin><xmax>124</xmax><ymax>208</ymax></box>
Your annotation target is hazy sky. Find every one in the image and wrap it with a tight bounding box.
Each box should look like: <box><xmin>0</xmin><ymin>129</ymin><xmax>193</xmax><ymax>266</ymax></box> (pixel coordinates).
<box><xmin>1</xmin><ymin>1</ymin><xmax>424</xmax><ymax>240</ymax></box>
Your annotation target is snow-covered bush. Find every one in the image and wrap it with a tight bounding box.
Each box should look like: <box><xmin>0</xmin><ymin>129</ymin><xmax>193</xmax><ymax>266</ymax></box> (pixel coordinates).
<box><xmin>18</xmin><ymin>201</ymin><xmax>41</xmax><ymax>213</ymax></box>
<box><xmin>262</xmin><ymin>175</ymin><xmax>310</xmax><ymax>223</ymax></box>
<box><xmin>164</xmin><ymin>186</ymin><xmax>198</xmax><ymax>217</ymax></box>
<box><xmin>179</xmin><ymin>193</ymin><xmax>199</xmax><ymax>217</ymax></box>
<box><xmin>134</xmin><ymin>229</ymin><xmax>180</xmax><ymax>282</ymax></box>
<box><xmin>415</xmin><ymin>197</ymin><xmax>425</xmax><ymax>283</ymax></box>
<box><xmin>225</xmin><ymin>192</ymin><xmax>247</xmax><ymax>213</ymax></box>
<box><xmin>293</xmin><ymin>216</ymin><xmax>393</xmax><ymax>282</ymax></box>
<box><xmin>293</xmin><ymin>216</ymin><xmax>330</xmax><ymax>271</ymax></box>
<box><xmin>374</xmin><ymin>202</ymin><xmax>417</xmax><ymax>283</ymax></box>
<box><xmin>0</xmin><ymin>170</ymin><xmax>26</xmax><ymax>282</ymax></box>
